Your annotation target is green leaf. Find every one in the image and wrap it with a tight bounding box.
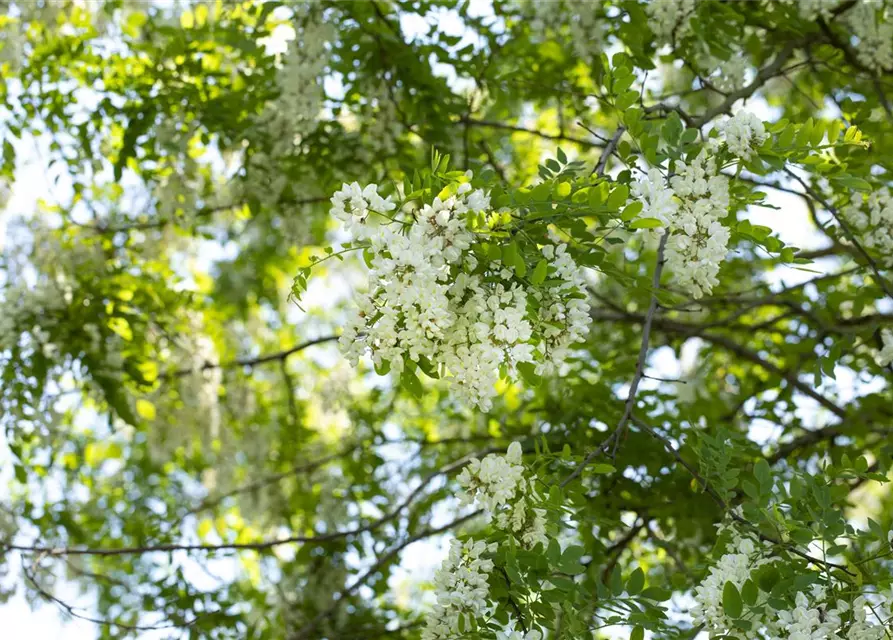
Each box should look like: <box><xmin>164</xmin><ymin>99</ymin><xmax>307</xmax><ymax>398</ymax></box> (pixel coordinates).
<box><xmin>742</xmin><ymin>579</ymin><xmax>758</xmax><ymax>606</ymax></box>
<box><xmin>621</xmin><ymin>200</ymin><xmax>643</xmax><ymax>221</ymax></box>
<box><xmin>631</xmin><ymin>626</ymin><xmax>644</xmax><ymax>640</ymax></box>
<box><xmin>754</xmin><ymin>459</ymin><xmax>771</xmax><ymax>490</ymax></box>
<box><xmin>591</xmin><ymin>463</ymin><xmax>616</xmax><ymax>474</ymax></box>
<box><xmin>641</xmin><ymin>587</ymin><xmax>671</xmax><ymax>601</ymax></box>
<box><xmin>626</xmin><ymin>567</ymin><xmax>645</xmax><ymax>595</ymax></box>
<box><xmin>401</xmin><ymin>369</ymin><xmax>424</xmax><ymax>398</ymax></box>
<box><xmin>723</xmin><ymin>581</ymin><xmax>743</xmax><ymax>618</ymax></box>
<box><xmin>832</xmin><ymin>176</ymin><xmax>871</xmax><ymax>192</ymax></box>
<box><xmin>531</xmin><ymin>259</ymin><xmax>549</xmax><ymax>285</ymax></box>
<box><xmin>607</xmin><ymin>184</ymin><xmax>629</xmax><ymax>210</ymax></box>
<box><xmin>610</xmin><ymin>564</ymin><xmax>624</xmax><ymax>595</ymax></box>
<box><xmin>136</xmin><ymin>399</ymin><xmax>156</xmax><ymax>421</ymax></box>
<box><xmin>629</xmin><ymin>217</ymin><xmax>664</xmax><ymax>229</ymax></box>
<box><xmin>616</xmin><ymin>90</ymin><xmax>639</xmax><ymax>111</ymax></box>
<box><xmin>517</xmin><ymin>361</ymin><xmax>541</xmax><ymax>387</ymax></box>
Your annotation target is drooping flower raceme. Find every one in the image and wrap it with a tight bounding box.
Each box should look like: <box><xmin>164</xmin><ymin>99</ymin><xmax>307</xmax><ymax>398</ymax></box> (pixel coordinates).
<box><xmin>698</xmin><ymin>52</ymin><xmax>751</xmax><ymax>93</ymax></box>
<box><xmin>508</xmin><ymin>0</ymin><xmax>603</xmax><ymax>62</ymax></box>
<box><xmin>457</xmin><ymin>443</ymin><xmax>548</xmax><ymax>549</ymax></box>
<box><xmin>422</xmin><ymin>538</ymin><xmax>497</xmax><ymax>640</ymax></box>
<box><xmin>645</xmin><ymin>0</ymin><xmax>696</xmax><ymax>42</ymax></box>
<box><xmin>632</xmin><ymin>152</ymin><xmax>731</xmax><ymax>299</ymax></box>
<box><xmin>693</xmin><ymin>527</ymin><xmax>893</xmax><ymax>639</ymax></box>
<box><xmin>329</xmin><ymin>176</ymin><xmax>589</xmax><ymax>410</ymax></box>
<box><xmin>630</xmin><ymin>114</ymin><xmax>770</xmax><ymax>299</ymax></box>
<box><xmin>840</xmin><ymin>187</ymin><xmax>893</xmax><ymax>267</ymax></box>
<box><xmin>497</xmin><ymin>627</ymin><xmax>542</xmax><ymax>640</ymax></box>
<box><xmin>877</xmin><ymin>329</ymin><xmax>893</xmax><ymax>367</ymax></box>
<box><xmin>715</xmin><ymin>111</ymin><xmax>768</xmax><ymax>161</ymax></box>
<box><xmin>691</xmin><ymin>532</ymin><xmax>770</xmax><ymax>632</ymax></box>
<box><xmin>847</xmin><ymin>1</ymin><xmax>893</xmax><ymax>72</ymax></box>
<box><xmin>245</xmin><ymin>3</ymin><xmax>332</xmax><ymax>209</ymax></box>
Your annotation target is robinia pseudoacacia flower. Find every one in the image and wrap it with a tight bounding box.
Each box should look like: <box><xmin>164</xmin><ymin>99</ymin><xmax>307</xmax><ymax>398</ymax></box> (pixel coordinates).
<box><xmin>327</xmin><ymin>173</ymin><xmax>589</xmax><ymax>410</ymax></box>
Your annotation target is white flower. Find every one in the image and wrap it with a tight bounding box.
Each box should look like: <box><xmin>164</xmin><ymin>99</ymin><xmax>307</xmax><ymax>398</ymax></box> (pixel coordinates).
<box><xmin>877</xmin><ymin>329</ymin><xmax>893</xmax><ymax>367</ymax></box>
<box><xmin>458</xmin><ymin>444</ymin><xmax>547</xmax><ymax>549</ymax></box>
<box><xmin>423</xmin><ymin>538</ymin><xmax>497</xmax><ymax>640</ymax></box>
<box><xmin>840</xmin><ymin>188</ymin><xmax>893</xmax><ymax>267</ymax></box>
<box><xmin>497</xmin><ymin>627</ymin><xmax>542</xmax><ymax>640</ymax></box>
<box><xmin>632</xmin><ymin>168</ymin><xmax>678</xmax><ymax>225</ymax></box>
<box><xmin>632</xmin><ymin>152</ymin><xmax>731</xmax><ymax>299</ymax></box>
<box><xmin>698</xmin><ymin>52</ymin><xmax>751</xmax><ymax>92</ymax></box>
<box><xmin>645</xmin><ymin>0</ymin><xmax>696</xmax><ymax>42</ymax></box>
<box><xmin>328</xmin><ymin>176</ymin><xmax>588</xmax><ymax>409</ymax></box>
<box><xmin>848</xmin><ymin>1</ymin><xmax>893</xmax><ymax>72</ymax></box>
<box><xmin>716</xmin><ymin>111</ymin><xmax>768</xmax><ymax>160</ymax></box>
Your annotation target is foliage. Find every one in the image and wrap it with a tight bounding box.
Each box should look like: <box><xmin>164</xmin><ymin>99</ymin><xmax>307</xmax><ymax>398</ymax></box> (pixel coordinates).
<box><xmin>1</xmin><ymin>0</ymin><xmax>893</xmax><ymax>638</ymax></box>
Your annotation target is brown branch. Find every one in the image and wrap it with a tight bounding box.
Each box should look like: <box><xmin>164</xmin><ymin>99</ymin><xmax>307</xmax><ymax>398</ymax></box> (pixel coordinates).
<box><xmin>784</xmin><ymin>169</ymin><xmax>893</xmax><ymax>300</ymax></box>
<box><xmin>590</xmin><ymin>308</ymin><xmax>847</xmax><ymax>419</ymax></box>
<box><xmin>592</xmin><ymin>125</ymin><xmax>626</xmax><ymax>177</ymax></box>
<box><xmin>6</xmin><ymin>447</ymin><xmax>496</xmax><ymax>558</ymax></box>
<box><xmin>290</xmin><ymin>510</ymin><xmax>483</xmax><ymax>640</ymax></box>
<box><xmin>694</xmin><ymin>43</ymin><xmax>797</xmax><ymax>127</ymax></box>
<box><xmin>563</xmin><ymin>233</ymin><xmax>669</xmax><ymax>486</ymax></box>
<box><xmin>630</xmin><ymin>416</ymin><xmax>854</xmax><ymax>576</ymax></box>
<box><xmin>460</xmin><ymin>117</ymin><xmax>602</xmax><ymax>148</ymax></box>
<box><xmin>23</xmin><ymin>561</ymin><xmax>202</xmax><ymax>631</ymax></box>
<box><xmin>168</xmin><ymin>335</ymin><xmax>339</xmax><ymax>379</ymax></box>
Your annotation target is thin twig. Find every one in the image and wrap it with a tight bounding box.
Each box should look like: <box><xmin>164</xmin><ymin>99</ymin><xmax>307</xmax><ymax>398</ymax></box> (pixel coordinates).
<box><xmin>562</xmin><ymin>233</ymin><xmax>669</xmax><ymax>485</ymax></box>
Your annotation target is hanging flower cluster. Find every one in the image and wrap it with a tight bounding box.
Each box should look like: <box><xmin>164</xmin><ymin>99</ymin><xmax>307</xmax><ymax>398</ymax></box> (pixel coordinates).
<box><xmin>632</xmin><ymin>111</ymin><xmax>767</xmax><ymax>299</ymax></box>
<box><xmin>714</xmin><ymin>111</ymin><xmax>768</xmax><ymax>160</ymax></box>
<box><xmin>691</xmin><ymin>532</ymin><xmax>772</xmax><ymax>631</ymax></box>
<box><xmin>693</xmin><ymin>528</ymin><xmax>893</xmax><ymax>639</ymax></box>
<box><xmin>245</xmin><ymin>3</ymin><xmax>332</xmax><ymax>209</ymax></box>
<box><xmin>697</xmin><ymin>52</ymin><xmax>751</xmax><ymax>92</ymax></box>
<box><xmin>840</xmin><ymin>187</ymin><xmax>893</xmax><ymax>267</ymax></box>
<box><xmin>645</xmin><ymin>0</ymin><xmax>696</xmax><ymax>42</ymax></box>
<box><xmin>330</xmin><ymin>175</ymin><xmax>589</xmax><ymax>410</ymax></box>
<box><xmin>507</xmin><ymin>0</ymin><xmax>603</xmax><ymax>62</ymax></box>
<box><xmin>422</xmin><ymin>538</ymin><xmax>497</xmax><ymax>640</ymax></box>
<box><xmin>424</xmin><ymin>443</ymin><xmax>545</xmax><ymax>640</ymax></box>
<box><xmin>457</xmin><ymin>442</ymin><xmax>548</xmax><ymax>549</ymax></box>
<box><xmin>632</xmin><ymin>151</ymin><xmax>730</xmax><ymax>299</ymax></box>
<box><xmin>847</xmin><ymin>1</ymin><xmax>893</xmax><ymax>72</ymax></box>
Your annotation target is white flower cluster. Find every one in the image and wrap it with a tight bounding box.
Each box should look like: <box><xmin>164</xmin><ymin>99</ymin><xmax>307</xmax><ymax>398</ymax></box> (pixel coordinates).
<box><xmin>848</xmin><ymin>1</ymin><xmax>893</xmax><ymax>72</ymax></box>
<box><xmin>691</xmin><ymin>533</ymin><xmax>769</xmax><ymax>632</ymax></box>
<box><xmin>457</xmin><ymin>442</ymin><xmax>548</xmax><ymax>549</ymax></box>
<box><xmin>632</xmin><ymin>113</ymin><xmax>768</xmax><ymax>299</ymax></box>
<box><xmin>497</xmin><ymin>627</ymin><xmax>542</xmax><ymax>640</ymax></box>
<box><xmin>645</xmin><ymin>0</ymin><xmax>696</xmax><ymax>42</ymax></box>
<box><xmin>693</xmin><ymin>529</ymin><xmax>893</xmax><ymax>639</ymax></box>
<box><xmin>714</xmin><ymin>111</ymin><xmax>768</xmax><ymax>161</ymax></box>
<box><xmin>536</xmin><ymin>230</ymin><xmax>591</xmax><ymax>376</ymax></box>
<box><xmin>698</xmin><ymin>52</ymin><xmax>751</xmax><ymax>93</ymax></box>
<box><xmin>360</xmin><ymin>82</ymin><xmax>403</xmax><ymax>158</ymax></box>
<box><xmin>840</xmin><ymin>188</ymin><xmax>893</xmax><ymax>267</ymax></box>
<box><xmin>423</xmin><ymin>538</ymin><xmax>496</xmax><ymax>640</ymax></box>
<box><xmin>0</xmin><ymin>282</ymin><xmax>67</xmax><ymax>360</ymax></box>
<box><xmin>632</xmin><ymin>152</ymin><xmax>731</xmax><ymax>299</ymax></box>
<box><xmin>245</xmin><ymin>3</ymin><xmax>332</xmax><ymax>208</ymax></box>
<box><xmin>508</xmin><ymin>0</ymin><xmax>602</xmax><ymax>61</ymax></box>
<box><xmin>331</xmin><ymin>178</ymin><xmax>589</xmax><ymax>410</ymax></box>
<box><xmin>877</xmin><ymin>329</ymin><xmax>893</xmax><ymax>367</ymax></box>
<box><xmin>765</xmin><ymin>588</ymin><xmax>891</xmax><ymax>640</ymax></box>
<box><xmin>777</xmin><ymin>0</ymin><xmax>840</xmax><ymax>21</ymax></box>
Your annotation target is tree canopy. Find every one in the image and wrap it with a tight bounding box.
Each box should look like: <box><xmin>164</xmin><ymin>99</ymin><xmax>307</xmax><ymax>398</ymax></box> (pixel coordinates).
<box><xmin>1</xmin><ymin>0</ymin><xmax>893</xmax><ymax>638</ymax></box>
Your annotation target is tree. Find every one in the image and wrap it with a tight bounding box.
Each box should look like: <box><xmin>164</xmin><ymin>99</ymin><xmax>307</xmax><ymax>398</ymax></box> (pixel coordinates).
<box><xmin>1</xmin><ymin>0</ymin><xmax>892</xmax><ymax>638</ymax></box>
